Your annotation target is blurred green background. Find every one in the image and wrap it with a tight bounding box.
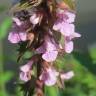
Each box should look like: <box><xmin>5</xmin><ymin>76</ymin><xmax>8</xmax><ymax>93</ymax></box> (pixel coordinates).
<box><xmin>0</xmin><ymin>0</ymin><xmax>96</xmax><ymax>96</ymax></box>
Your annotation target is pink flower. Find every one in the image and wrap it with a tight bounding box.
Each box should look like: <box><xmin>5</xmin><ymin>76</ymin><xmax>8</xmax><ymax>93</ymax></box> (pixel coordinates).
<box><xmin>42</xmin><ymin>51</ymin><xmax>58</xmax><ymax>62</ymax></box>
<box><xmin>12</xmin><ymin>17</ymin><xmax>22</xmax><ymax>26</ymax></box>
<box><xmin>53</xmin><ymin>22</ymin><xmax>75</xmax><ymax>36</ymax></box>
<box><xmin>53</xmin><ymin>10</ymin><xmax>76</xmax><ymax>36</ymax></box>
<box><xmin>8</xmin><ymin>32</ymin><xmax>27</xmax><ymax>44</ymax></box>
<box><xmin>60</xmin><ymin>71</ymin><xmax>74</xmax><ymax>80</ymax></box>
<box><xmin>64</xmin><ymin>32</ymin><xmax>81</xmax><ymax>53</ymax></box>
<box><xmin>39</xmin><ymin>68</ymin><xmax>59</xmax><ymax>86</ymax></box>
<box><xmin>56</xmin><ymin>9</ymin><xmax>75</xmax><ymax>23</ymax></box>
<box><xmin>53</xmin><ymin>10</ymin><xmax>81</xmax><ymax>53</ymax></box>
<box><xmin>36</xmin><ymin>35</ymin><xmax>59</xmax><ymax>62</ymax></box>
<box><xmin>64</xmin><ymin>41</ymin><xmax>74</xmax><ymax>53</ymax></box>
<box><xmin>30</xmin><ymin>13</ymin><xmax>41</xmax><ymax>25</ymax></box>
<box><xmin>39</xmin><ymin>68</ymin><xmax>74</xmax><ymax>86</ymax></box>
<box><xmin>65</xmin><ymin>11</ymin><xmax>76</xmax><ymax>23</ymax></box>
<box><xmin>20</xmin><ymin>60</ymin><xmax>33</xmax><ymax>82</ymax></box>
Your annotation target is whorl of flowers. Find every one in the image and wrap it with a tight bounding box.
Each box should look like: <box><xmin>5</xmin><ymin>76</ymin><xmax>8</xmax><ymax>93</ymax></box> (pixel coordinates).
<box><xmin>8</xmin><ymin>0</ymin><xmax>81</xmax><ymax>96</ymax></box>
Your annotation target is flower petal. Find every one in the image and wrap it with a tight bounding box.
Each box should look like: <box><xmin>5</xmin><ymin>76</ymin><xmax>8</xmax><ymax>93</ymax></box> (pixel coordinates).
<box><xmin>8</xmin><ymin>32</ymin><xmax>26</xmax><ymax>44</ymax></box>
<box><xmin>60</xmin><ymin>23</ymin><xmax>75</xmax><ymax>36</ymax></box>
<box><xmin>20</xmin><ymin>72</ymin><xmax>29</xmax><ymax>82</ymax></box>
<box><xmin>65</xmin><ymin>12</ymin><xmax>76</xmax><ymax>23</ymax></box>
<box><xmin>8</xmin><ymin>32</ymin><xmax>20</xmax><ymax>43</ymax></box>
<box><xmin>19</xmin><ymin>32</ymin><xmax>27</xmax><ymax>41</ymax></box>
<box><xmin>30</xmin><ymin>14</ymin><xmax>40</xmax><ymax>25</ymax></box>
<box><xmin>12</xmin><ymin>17</ymin><xmax>22</xmax><ymax>26</ymax></box>
<box><xmin>65</xmin><ymin>41</ymin><xmax>74</xmax><ymax>53</ymax></box>
<box><xmin>71</xmin><ymin>32</ymin><xmax>81</xmax><ymax>39</ymax></box>
<box><xmin>60</xmin><ymin>71</ymin><xmax>74</xmax><ymax>80</ymax></box>
<box><xmin>20</xmin><ymin>60</ymin><xmax>33</xmax><ymax>72</ymax></box>
<box><xmin>40</xmin><ymin>68</ymin><xmax>58</xmax><ymax>86</ymax></box>
<box><xmin>42</xmin><ymin>51</ymin><xmax>58</xmax><ymax>62</ymax></box>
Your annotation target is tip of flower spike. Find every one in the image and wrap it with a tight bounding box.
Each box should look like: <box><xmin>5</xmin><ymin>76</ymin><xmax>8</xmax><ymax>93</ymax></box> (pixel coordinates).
<box><xmin>65</xmin><ymin>11</ymin><xmax>76</xmax><ymax>23</ymax></box>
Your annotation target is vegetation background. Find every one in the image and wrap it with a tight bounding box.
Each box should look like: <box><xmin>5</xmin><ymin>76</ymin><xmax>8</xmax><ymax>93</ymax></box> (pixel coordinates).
<box><xmin>0</xmin><ymin>0</ymin><xmax>96</xmax><ymax>96</ymax></box>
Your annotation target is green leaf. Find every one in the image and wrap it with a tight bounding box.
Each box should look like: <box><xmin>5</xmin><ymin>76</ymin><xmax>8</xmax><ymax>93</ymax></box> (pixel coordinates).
<box><xmin>0</xmin><ymin>72</ymin><xmax>13</xmax><ymax>84</ymax></box>
<box><xmin>0</xmin><ymin>91</ymin><xmax>7</xmax><ymax>96</ymax></box>
<box><xmin>0</xmin><ymin>18</ymin><xmax>12</xmax><ymax>40</ymax></box>
<box><xmin>45</xmin><ymin>85</ymin><xmax>60</xmax><ymax>96</ymax></box>
<box><xmin>0</xmin><ymin>5</ymin><xmax>7</xmax><ymax>13</ymax></box>
<box><xmin>89</xmin><ymin>47</ymin><xmax>96</xmax><ymax>63</ymax></box>
<box><xmin>23</xmin><ymin>51</ymin><xmax>32</xmax><ymax>59</ymax></box>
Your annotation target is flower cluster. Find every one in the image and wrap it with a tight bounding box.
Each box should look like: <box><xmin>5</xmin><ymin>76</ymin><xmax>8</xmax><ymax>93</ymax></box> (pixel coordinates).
<box><xmin>8</xmin><ymin>0</ymin><xmax>81</xmax><ymax>95</ymax></box>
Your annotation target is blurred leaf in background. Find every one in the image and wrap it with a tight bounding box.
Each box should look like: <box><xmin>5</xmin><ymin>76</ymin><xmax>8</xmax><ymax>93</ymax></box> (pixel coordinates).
<box><xmin>0</xmin><ymin>18</ymin><xmax>12</xmax><ymax>40</ymax></box>
<box><xmin>0</xmin><ymin>5</ymin><xmax>7</xmax><ymax>13</ymax></box>
<box><xmin>63</xmin><ymin>0</ymin><xmax>76</xmax><ymax>10</ymax></box>
<box><xmin>56</xmin><ymin>47</ymin><xmax>96</xmax><ymax>96</ymax></box>
<box><xmin>0</xmin><ymin>4</ymin><xmax>13</xmax><ymax>96</ymax></box>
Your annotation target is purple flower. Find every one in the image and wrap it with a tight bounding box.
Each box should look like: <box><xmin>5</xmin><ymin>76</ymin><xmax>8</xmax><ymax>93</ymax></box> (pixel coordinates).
<box><xmin>39</xmin><ymin>67</ymin><xmax>74</xmax><ymax>86</ymax></box>
<box><xmin>30</xmin><ymin>13</ymin><xmax>41</xmax><ymax>25</ymax></box>
<box><xmin>53</xmin><ymin>10</ymin><xmax>76</xmax><ymax>37</ymax></box>
<box><xmin>56</xmin><ymin>9</ymin><xmax>75</xmax><ymax>23</ymax></box>
<box><xmin>39</xmin><ymin>68</ymin><xmax>59</xmax><ymax>86</ymax></box>
<box><xmin>64</xmin><ymin>32</ymin><xmax>81</xmax><ymax>53</ymax></box>
<box><xmin>12</xmin><ymin>17</ymin><xmax>22</xmax><ymax>26</ymax></box>
<box><xmin>20</xmin><ymin>60</ymin><xmax>33</xmax><ymax>82</ymax></box>
<box><xmin>42</xmin><ymin>51</ymin><xmax>58</xmax><ymax>62</ymax></box>
<box><xmin>8</xmin><ymin>32</ymin><xmax>27</xmax><ymax>44</ymax></box>
<box><xmin>53</xmin><ymin>22</ymin><xmax>75</xmax><ymax>36</ymax></box>
<box><xmin>53</xmin><ymin>10</ymin><xmax>81</xmax><ymax>53</ymax></box>
<box><xmin>65</xmin><ymin>11</ymin><xmax>76</xmax><ymax>23</ymax></box>
<box><xmin>36</xmin><ymin>35</ymin><xmax>59</xmax><ymax>62</ymax></box>
<box><xmin>64</xmin><ymin>41</ymin><xmax>74</xmax><ymax>53</ymax></box>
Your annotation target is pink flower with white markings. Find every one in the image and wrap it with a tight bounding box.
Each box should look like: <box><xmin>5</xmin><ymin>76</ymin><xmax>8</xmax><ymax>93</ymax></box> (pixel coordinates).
<box><xmin>8</xmin><ymin>32</ymin><xmax>27</xmax><ymax>44</ymax></box>
<box><xmin>39</xmin><ymin>67</ymin><xmax>74</xmax><ymax>86</ymax></box>
<box><xmin>53</xmin><ymin>9</ymin><xmax>81</xmax><ymax>53</ymax></box>
<box><xmin>64</xmin><ymin>32</ymin><xmax>81</xmax><ymax>53</ymax></box>
<box><xmin>53</xmin><ymin>10</ymin><xmax>76</xmax><ymax>37</ymax></box>
<box><xmin>20</xmin><ymin>60</ymin><xmax>33</xmax><ymax>82</ymax></box>
<box><xmin>36</xmin><ymin>35</ymin><xmax>59</xmax><ymax>62</ymax></box>
<box><xmin>42</xmin><ymin>51</ymin><xmax>58</xmax><ymax>62</ymax></box>
<box><xmin>39</xmin><ymin>68</ymin><xmax>59</xmax><ymax>86</ymax></box>
<box><xmin>30</xmin><ymin>13</ymin><xmax>41</xmax><ymax>25</ymax></box>
<box><xmin>12</xmin><ymin>17</ymin><xmax>22</xmax><ymax>26</ymax></box>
